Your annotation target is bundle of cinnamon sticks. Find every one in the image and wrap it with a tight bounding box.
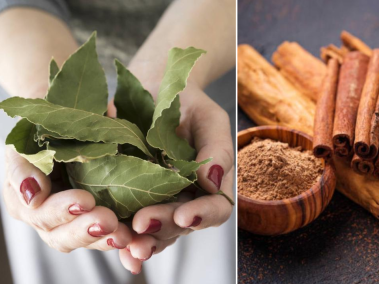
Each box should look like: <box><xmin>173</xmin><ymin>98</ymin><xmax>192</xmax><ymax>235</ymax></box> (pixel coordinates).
<box><xmin>238</xmin><ymin>31</ymin><xmax>379</xmax><ymax>218</ymax></box>
<box><xmin>312</xmin><ymin>32</ymin><xmax>379</xmax><ymax>177</ymax></box>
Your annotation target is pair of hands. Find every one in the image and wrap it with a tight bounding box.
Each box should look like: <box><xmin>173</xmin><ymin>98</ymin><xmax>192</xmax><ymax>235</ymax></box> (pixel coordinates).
<box><xmin>2</xmin><ymin>85</ymin><xmax>234</xmax><ymax>274</ymax></box>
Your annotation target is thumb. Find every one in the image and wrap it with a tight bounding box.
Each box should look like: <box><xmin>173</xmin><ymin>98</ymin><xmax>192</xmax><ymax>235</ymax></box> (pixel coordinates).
<box><xmin>192</xmin><ymin>102</ymin><xmax>234</xmax><ymax>194</ymax></box>
<box><xmin>5</xmin><ymin>146</ymin><xmax>51</xmax><ymax>208</ymax></box>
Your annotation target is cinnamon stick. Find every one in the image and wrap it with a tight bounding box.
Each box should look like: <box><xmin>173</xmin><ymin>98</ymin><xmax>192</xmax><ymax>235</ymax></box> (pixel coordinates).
<box><xmin>313</xmin><ymin>58</ymin><xmax>339</xmax><ymax>159</ymax></box>
<box><xmin>238</xmin><ymin>44</ymin><xmax>315</xmax><ymax>136</ymax></box>
<box><xmin>354</xmin><ymin>50</ymin><xmax>379</xmax><ymax>159</ymax></box>
<box><xmin>351</xmin><ymin>154</ymin><xmax>374</xmax><ymax>175</ymax></box>
<box><xmin>272</xmin><ymin>41</ymin><xmax>326</xmax><ymax>101</ymax></box>
<box><xmin>341</xmin><ymin>30</ymin><xmax>372</xmax><ymax>57</ymax></box>
<box><xmin>332</xmin><ymin>52</ymin><xmax>369</xmax><ymax>157</ymax></box>
<box><xmin>320</xmin><ymin>44</ymin><xmax>345</xmax><ymax>64</ymax></box>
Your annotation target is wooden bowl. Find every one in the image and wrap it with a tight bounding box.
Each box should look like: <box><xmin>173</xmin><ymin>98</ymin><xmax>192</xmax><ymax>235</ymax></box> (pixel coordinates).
<box><xmin>238</xmin><ymin>126</ymin><xmax>337</xmax><ymax>235</ymax></box>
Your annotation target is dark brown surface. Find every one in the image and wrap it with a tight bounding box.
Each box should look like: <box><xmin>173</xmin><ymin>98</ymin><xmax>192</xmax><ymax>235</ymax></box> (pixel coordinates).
<box><xmin>238</xmin><ymin>0</ymin><xmax>379</xmax><ymax>283</ymax></box>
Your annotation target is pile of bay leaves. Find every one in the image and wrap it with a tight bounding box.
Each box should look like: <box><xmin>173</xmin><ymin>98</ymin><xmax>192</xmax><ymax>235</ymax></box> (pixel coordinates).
<box><xmin>0</xmin><ymin>32</ymin><xmax>217</xmax><ymax>219</ymax></box>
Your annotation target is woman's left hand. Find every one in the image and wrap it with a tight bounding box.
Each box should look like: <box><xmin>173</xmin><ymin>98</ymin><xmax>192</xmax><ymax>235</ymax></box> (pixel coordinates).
<box><xmin>108</xmin><ymin>83</ymin><xmax>235</xmax><ymax>274</ymax></box>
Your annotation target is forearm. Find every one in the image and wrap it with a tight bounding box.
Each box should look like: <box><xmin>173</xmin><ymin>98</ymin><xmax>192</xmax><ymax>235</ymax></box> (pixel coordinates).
<box><xmin>129</xmin><ymin>0</ymin><xmax>236</xmax><ymax>90</ymax></box>
<box><xmin>0</xmin><ymin>8</ymin><xmax>77</xmax><ymax>99</ymax></box>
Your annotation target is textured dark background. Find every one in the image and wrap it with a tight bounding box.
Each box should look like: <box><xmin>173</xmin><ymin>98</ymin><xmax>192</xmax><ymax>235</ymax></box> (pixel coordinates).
<box><xmin>238</xmin><ymin>0</ymin><xmax>379</xmax><ymax>283</ymax></box>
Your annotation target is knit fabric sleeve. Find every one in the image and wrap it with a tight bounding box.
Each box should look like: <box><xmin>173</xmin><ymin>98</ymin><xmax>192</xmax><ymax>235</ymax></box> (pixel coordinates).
<box><xmin>0</xmin><ymin>0</ymin><xmax>69</xmax><ymax>23</ymax></box>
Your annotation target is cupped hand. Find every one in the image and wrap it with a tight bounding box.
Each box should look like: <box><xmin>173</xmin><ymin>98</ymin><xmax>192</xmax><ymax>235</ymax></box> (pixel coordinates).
<box><xmin>2</xmin><ymin>147</ymin><xmax>132</xmax><ymax>253</ymax></box>
<box><xmin>110</xmin><ymin>83</ymin><xmax>235</xmax><ymax>274</ymax></box>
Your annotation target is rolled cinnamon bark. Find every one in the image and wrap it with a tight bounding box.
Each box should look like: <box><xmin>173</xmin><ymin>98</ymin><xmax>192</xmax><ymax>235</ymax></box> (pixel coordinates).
<box><xmin>351</xmin><ymin>154</ymin><xmax>375</xmax><ymax>175</ymax></box>
<box><xmin>272</xmin><ymin>41</ymin><xmax>326</xmax><ymax>101</ymax></box>
<box><xmin>320</xmin><ymin>44</ymin><xmax>345</xmax><ymax>64</ymax></box>
<box><xmin>354</xmin><ymin>50</ymin><xmax>379</xmax><ymax>159</ymax></box>
<box><xmin>373</xmin><ymin>156</ymin><xmax>379</xmax><ymax>178</ymax></box>
<box><xmin>341</xmin><ymin>30</ymin><xmax>372</xmax><ymax>57</ymax></box>
<box><xmin>333</xmin><ymin>52</ymin><xmax>369</xmax><ymax>157</ymax></box>
<box><xmin>313</xmin><ymin>58</ymin><xmax>339</xmax><ymax>159</ymax></box>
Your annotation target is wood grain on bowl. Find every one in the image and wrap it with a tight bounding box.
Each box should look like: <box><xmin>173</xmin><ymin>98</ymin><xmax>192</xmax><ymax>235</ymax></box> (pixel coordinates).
<box><xmin>238</xmin><ymin>126</ymin><xmax>337</xmax><ymax>235</ymax></box>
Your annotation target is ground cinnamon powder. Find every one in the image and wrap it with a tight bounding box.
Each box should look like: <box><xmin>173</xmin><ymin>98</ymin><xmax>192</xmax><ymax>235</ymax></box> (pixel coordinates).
<box><xmin>238</xmin><ymin>137</ymin><xmax>323</xmax><ymax>200</ymax></box>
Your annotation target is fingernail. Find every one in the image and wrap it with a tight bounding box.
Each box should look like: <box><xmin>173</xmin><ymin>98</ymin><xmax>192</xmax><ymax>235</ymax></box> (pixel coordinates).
<box><xmin>141</xmin><ymin>219</ymin><xmax>162</xmax><ymax>234</ymax></box>
<box><xmin>207</xmin><ymin>164</ymin><xmax>224</xmax><ymax>190</ymax></box>
<box><xmin>140</xmin><ymin>246</ymin><xmax>156</xmax><ymax>261</ymax></box>
<box><xmin>20</xmin><ymin>177</ymin><xmax>41</xmax><ymax>205</ymax></box>
<box><xmin>126</xmin><ymin>245</ymin><xmax>130</xmax><ymax>252</ymax></box>
<box><xmin>186</xmin><ymin>216</ymin><xmax>202</xmax><ymax>228</ymax></box>
<box><xmin>68</xmin><ymin>203</ymin><xmax>89</xmax><ymax>215</ymax></box>
<box><xmin>107</xmin><ymin>238</ymin><xmax>125</xmax><ymax>249</ymax></box>
<box><xmin>88</xmin><ymin>223</ymin><xmax>108</xmax><ymax>237</ymax></box>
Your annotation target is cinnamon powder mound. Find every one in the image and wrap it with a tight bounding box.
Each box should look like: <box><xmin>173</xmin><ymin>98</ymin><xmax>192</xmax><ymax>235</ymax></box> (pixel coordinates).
<box><xmin>238</xmin><ymin>137</ymin><xmax>323</xmax><ymax>200</ymax></box>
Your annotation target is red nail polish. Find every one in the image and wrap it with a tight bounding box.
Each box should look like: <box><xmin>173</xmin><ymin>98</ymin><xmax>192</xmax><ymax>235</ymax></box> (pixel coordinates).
<box><xmin>186</xmin><ymin>216</ymin><xmax>202</xmax><ymax>227</ymax></box>
<box><xmin>20</xmin><ymin>177</ymin><xmax>41</xmax><ymax>205</ymax></box>
<box><xmin>141</xmin><ymin>219</ymin><xmax>162</xmax><ymax>234</ymax></box>
<box><xmin>88</xmin><ymin>223</ymin><xmax>108</xmax><ymax>237</ymax></box>
<box><xmin>140</xmin><ymin>246</ymin><xmax>156</xmax><ymax>261</ymax></box>
<box><xmin>126</xmin><ymin>245</ymin><xmax>130</xmax><ymax>252</ymax></box>
<box><xmin>68</xmin><ymin>203</ymin><xmax>89</xmax><ymax>215</ymax></box>
<box><xmin>107</xmin><ymin>238</ymin><xmax>125</xmax><ymax>249</ymax></box>
<box><xmin>207</xmin><ymin>165</ymin><xmax>224</xmax><ymax>190</ymax></box>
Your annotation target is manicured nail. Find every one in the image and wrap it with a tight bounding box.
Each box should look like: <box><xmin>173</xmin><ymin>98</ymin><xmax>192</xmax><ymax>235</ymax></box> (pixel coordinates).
<box><xmin>88</xmin><ymin>223</ymin><xmax>108</xmax><ymax>237</ymax></box>
<box><xmin>207</xmin><ymin>164</ymin><xmax>224</xmax><ymax>190</ymax></box>
<box><xmin>140</xmin><ymin>246</ymin><xmax>156</xmax><ymax>261</ymax></box>
<box><xmin>141</xmin><ymin>219</ymin><xmax>162</xmax><ymax>234</ymax></box>
<box><xmin>107</xmin><ymin>238</ymin><xmax>125</xmax><ymax>249</ymax></box>
<box><xmin>20</xmin><ymin>177</ymin><xmax>41</xmax><ymax>205</ymax></box>
<box><xmin>68</xmin><ymin>203</ymin><xmax>89</xmax><ymax>215</ymax></box>
<box><xmin>186</xmin><ymin>216</ymin><xmax>202</xmax><ymax>228</ymax></box>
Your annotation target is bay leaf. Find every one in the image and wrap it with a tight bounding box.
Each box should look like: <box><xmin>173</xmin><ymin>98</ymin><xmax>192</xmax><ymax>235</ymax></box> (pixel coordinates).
<box><xmin>6</xmin><ymin>119</ymin><xmax>55</xmax><ymax>175</ymax></box>
<box><xmin>0</xmin><ymin>97</ymin><xmax>152</xmax><ymax>157</ymax></box>
<box><xmin>114</xmin><ymin>60</ymin><xmax>155</xmax><ymax>135</ymax></box>
<box><xmin>45</xmin><ymin>32</ymin><xmax>108</xmax><ymax>114</ymax></box>
<box><xmin>148</xmin><ymin>95</ymin><xmax>196</xmax><ymax>160</ymax></box>
<box><xmin>66</xmin><ymin>155</ymin><xmax>191</xmax><ymax>218</ymax></box>
<box><xmin>47</xmin><ymin>140</ymin><xmax>117</xmax><ymax>163</ymax></box>
<box><xmin>168</xmin><ymin>157</ymin><xmax>212</xmax><ymax>177</ymax></box>
<box><xmin>49</xmin><ymin>58</ymin><xmax>59</xmax><ymax>85</ymax></box>
<box><xmin>147</xmin><ymin>47</ymin><xmax>206</xmax><ymax>160</ymax></box>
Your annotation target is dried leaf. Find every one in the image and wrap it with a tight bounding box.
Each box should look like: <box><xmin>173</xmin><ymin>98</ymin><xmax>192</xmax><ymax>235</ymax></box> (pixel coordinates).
<box><xmin>168</xmin><ymin>158</ymin><xmax>212</xmax><ymax>177</ymax></box>
<box><xmin>147</xmin><ymin>47</ymin><xmax>206</xmax><ymax>161</ymax></box>
<box><xmin>67</xmin><ymin>155</ymin><xmax>191</xmax><ymax>218</ymax></box>
<box><xmin>0</xmin><ymin>97</ymin><xmax>152</xmax><ymax>157</ymax></box>
<box><xmin>6</xmin><ymin>119</ymin><xmax>55</xmax><ymax>175</ymax></box>
<box><xmin>114</xmin><ymin>60</ymin><xmax>155</xmax><ymax>135</ymax></box>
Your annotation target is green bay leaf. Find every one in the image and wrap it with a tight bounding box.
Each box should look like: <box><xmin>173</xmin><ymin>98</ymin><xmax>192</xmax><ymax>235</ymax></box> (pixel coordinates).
<box><xmin>6</xmin><ymin>119</ymin><xmax>55</xmax><ymax>175</ymax></box>
<box><xmin>46</xmin><ymin>32</ymin><xmax>108</xmax><ymax>114</ymax></box>
<box><xmin>147</xmin><ymin>47</ymin><xmax>206</xmax><ymax>160</ymax></box>
<box><xmin>49</xmin><ymin>58</ymin><xmax>59</xmax><ymax>85</ymax></box>
<box><xmin>114</xmin><ymin>60</ymin><xmax>155</xmax><ymax>135</ymax></box>
<box><xmin>0</xmin><ymin>97</ymin><xmax>152</xmax><ymax>157</ymax></box>
<box><xmin>168</xmin><ymin>157</ymin><xmax>212</xmax><ymax>177</ymax></box>
<box><xmin>47</xmin><ymin>140</ymin><xmax>117</xmax><ymax>163</ymax></box>
<box><xmin>40</xmin><ymin>34</ymin><xmax>115</xmax><ymax>163</ymax></box>
<box><xmin>66</xmin><ymin>155</ymin><xmax>191</xmax><ymax>218</ymax></box>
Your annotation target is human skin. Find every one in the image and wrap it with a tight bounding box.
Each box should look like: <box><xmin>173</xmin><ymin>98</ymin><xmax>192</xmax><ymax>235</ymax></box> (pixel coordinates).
<box><xmin>0</xmin><ymin>0</ymin><xmax>235</xmax><ymax>275</ymax></box>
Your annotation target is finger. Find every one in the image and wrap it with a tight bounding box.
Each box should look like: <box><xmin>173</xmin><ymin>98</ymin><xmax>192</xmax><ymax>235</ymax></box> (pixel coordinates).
<box><xmin>133</xmin><ymin>202</ymin><xmax>192</xmax><ymax>240</ymax></box>
<box><xmin>107</xmin><ymin>99</ymin><xmax>116</xmax><ymax>118</ymax></box>
<box><xmin>6</xmin><ymin>146</ymin><xmax>51</xmax><ymax>208</ymax></box>
<box><xmin>128</xmin><ymin>234</ymin><xmax>178</xmax><ymax>261</ymax></box>
<box><xmin>38</xmin><ymin>206</ymin><xmax>118</xmax><ymax>253</ymax></box>
<box><xmin>191</xmin><ymin>103</ymin><xmax>234</xmax><ymax>194</ymax></box>
<box><xmin>119</xmin><ymin>248</ymin><xmax>142</xmax><ymax>275</ymax></box>
<box><xmin>25</xmin><ymin>189</ymin><xmax>95</xmax><ymax>231</ymax></box>
<box><xmin>86</xmin><ymin>222</ymin><xmax>132</xmax><ymax>251</ymax></box>
<box><xmin>174</xmin><ymin>169</ymin><xmax>234</xmax><ymax>230</ymax></box>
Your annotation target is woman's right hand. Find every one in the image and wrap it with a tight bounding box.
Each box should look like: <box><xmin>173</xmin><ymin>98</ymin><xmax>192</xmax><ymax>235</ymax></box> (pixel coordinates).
<box><xmin>2</xmin><ymin>146</ymin><xmax>133</xmax><ymax>253</ymax></box>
